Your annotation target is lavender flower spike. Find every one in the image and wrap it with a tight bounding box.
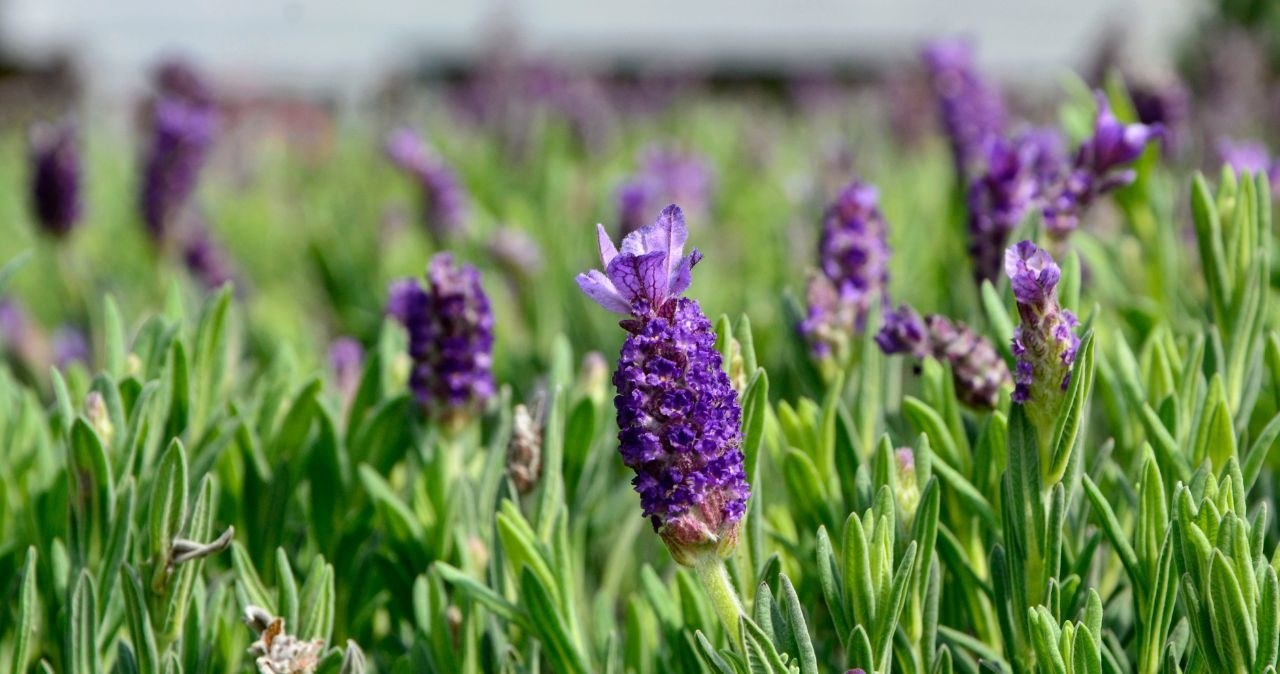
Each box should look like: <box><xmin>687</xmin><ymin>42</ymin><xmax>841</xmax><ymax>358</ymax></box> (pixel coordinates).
<box><xmin>876</xmin><ymin>304</ymin><xmax>1010</xmax><ymax>410</ymax></box>
<box><xmin>29</xmin><ymin>118</ymin><xmax>82</xmax><ymax>237</ymax></box>
<box><xmin>578</xmin><ymin>204</ymin><xmax>748</xmax><ymax>566</ymax></box>
<box><xmin>967</xmin><ymin>131</ymin><xmax>1061</xmax><ymax>283</ymax></box>
<box><xmin>387</xmin><ymin>253</ymin><xmax>495</xmax><ymax>429</ymax></box>
<box><xmin>922</xmin><ymin>39</ymin><xmax>1006</xmax><ymax>181</ymax></box>
<box><xmin>818</xmin><ymin>179</ymin><xmax>891</xmax><ymax>327</ymax></box>
<box><xmin>1005</xmin><ymin>241</ymin><xmax>1079</xmax><ymax>435</ymax></box>
<box><xmin>385</xmin><ymin>128</ymin><xmax>468</xmax><ymax>243</ymax></box>
<box><xmin>1042</xmin><ymin>92</ymin><xmax>1162</xmax><ymax>239</ymax></box>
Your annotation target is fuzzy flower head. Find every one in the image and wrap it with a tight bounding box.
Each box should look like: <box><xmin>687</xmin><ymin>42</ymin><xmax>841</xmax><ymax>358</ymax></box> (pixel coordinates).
<box><xmin>818</xmin><ymin>179</ymin><xmax>891</xmax><ymax>328</ymax></box>
<box><xmin>967</xmin><ymin>131</ymin><xmax>1063</xmax><ymax>283</ymax></box>
<box><xmin>578</xmin><ymin>205</ymin><xmax>748</xmax><ymax>565</ymax></box>
<box><xmin>1005</xmin><ymin>241</ymin><xmax>1079</xmax><ymax>408</ymax></box>
<box><xmin>877</xmin><ymin>305</ymin><xmax>1010</xmax><ymax>410</ymax></box>
<box><xmin>387</xmin><ymin>254</ymin><xmax>495</xmax><ymax>428</ymax></box>
<box><xmin>922</xmin><ymin>38</ymin><xmax>1007</xmax><ymax>180</ymax></box>
<box><xmin>616</xmin><ymin>147</ymin><xmax>714</xmax><ymax>238</ymax></box>
<box><xmin>141</xmin><ymin>95</ymin><xmax>217</xmax><ymax>242</ymax></box>
<box><xmin>1043</xmin><ymin>93</ymin><xmax>1162</xmax><ymax>238</ymax></box>
<box><xmin>576</xmin><ymin>204</ymin><xmax>703</xmax><ymax>316</ymax></box>
<box><xmin>385</xmin><ymin>128</ymin><xmax>468</xmax><ymax>242</ymax></box>
<box><xmin>29</xmin><ymin>118</ymin><xmax>82</xmax><ymax>237</ymax></box>
<box><xmin>1217</xmin><ymin>138</ymin><xmax>1280</xmax><ymax>196</ymax></box>
<box><xmin>799</xmin><ymin>272</ymin><xmax>859</xmax><ymax>365</ymax></box>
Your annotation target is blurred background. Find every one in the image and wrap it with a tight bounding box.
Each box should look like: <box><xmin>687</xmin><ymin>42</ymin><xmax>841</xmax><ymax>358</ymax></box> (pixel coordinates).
<box><xmin>2</xmin><ymin>0</ymin><xmax>1197</xmax><ymax>102</ymax></box>
<box><xmin>0</xmin><ymin>0</ymin><xmax>1275</xmax><ymax>401</ymax></box>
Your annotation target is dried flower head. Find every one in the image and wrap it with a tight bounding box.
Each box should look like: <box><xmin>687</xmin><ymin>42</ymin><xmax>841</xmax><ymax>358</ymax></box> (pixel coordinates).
<box><xmin>243</xmin><ymin>606</ymin><xmax>325</xmax><ymax>674</ymax></box>
<box><xmin>876</xmin><ymin>304</ymin><xmax>1010</xmax><ymax>410</ymax></box>
<box><xmin>507</xmin><ymin>401</ymin><xmax>545</xmax><ymax>495</ymax></box>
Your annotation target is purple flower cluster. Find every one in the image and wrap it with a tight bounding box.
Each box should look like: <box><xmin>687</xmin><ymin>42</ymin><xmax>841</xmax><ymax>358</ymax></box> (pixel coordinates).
<box><xmin>328</xmin><ymin>337</ymin><xmax>364</xmax><ymax>400</ymax></box>
<box><xmin>577</xmin><ymin>205</ymin><xmax>748</xmax><ymax>564</ymax></box>
<box><xmin>1217</xmin><ymin>138</ymin><xmax>1280</xmax><ymax>195</ymax></box>
<box><xmin>387</xmin><ymin>254</ymin><xmax>495</xmax><ymax>424</ymax></box>
<box><xmin>876</xmin><ymin>305</ymin><xmax>1010</xmax><ymax>410</ymax></box>
<box><xmin>967</xmin><ymin>131</ymin><xmax>1063</xmax><ymax>283</ymax></box>
<box><xmin>29</xmin><ymin>119</ymin><xmax>81</xmax><ymax>237</ymax></box>
<box><xmin>799</xmin><ymin>179</ymin><xmax>892</xmax><ymax>360</ymax></box>
<box><xmin>385</xmin><ymin>128</ymin><xmax>468</xmax><ymax>243</ymax></box>
<box><xmin>1042</xmin><ymin>94</ymin><xmax>1162</xmax><ymax>238</ymax></box>
<box><xmin>181</xmin><ymin>217</ymin><xmax>235</xmax><ymax>289</ymax></box>
<box><xmin>922</xmin><ymin>39</ymin><xmax>1007</xmax><ymax>181</ymax></box>
<box><xmin>616</xmin><ymin>147</ymin><xmax>713</xmax><ymax>238</ymax></box>
<box><xmin>1005</xmin><ymin>241</ymin><xmax>1079</xmax><ymax>405</ymax></box>
<box><xmin>1129</xmin><ymin>79</ymin><xmax>1189</xmax><ymax>156</ymax></box>
<box><xmin>140</xmin><ymin>61</ymin><xmax>217</xmax><ymax>242</ymax></box>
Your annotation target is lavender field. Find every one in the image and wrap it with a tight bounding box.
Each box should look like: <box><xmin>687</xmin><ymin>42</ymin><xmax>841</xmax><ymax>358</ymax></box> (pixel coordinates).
<box><xmin>2</xmin><ymin>2</ymin><xmax>1280</xmax><ymax>673</ymax></box>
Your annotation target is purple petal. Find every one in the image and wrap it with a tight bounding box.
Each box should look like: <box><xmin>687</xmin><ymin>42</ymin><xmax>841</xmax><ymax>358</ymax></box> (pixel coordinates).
<box><xmin>576</xmin><ymin>270</ymin><xmax>631</xmax><ymax>314</ymax></box>
<box><xmin>668</xmin><ymin>250</ymin><xmax>699</xmax><ymax>297</ymax></box>
<box><xmin>387</xmin><ymin>278</ymin><xmax>425</xmax><ymax>324</ymax></box>
<box><xmin>607</xmin><ymin>250</ymin><xmax>667</xmax><ymax>306</ymax></box>
<box><xmin>596</xmin><ymin>223</ymin><xmax>619</xmax><ymax>267</ymax></box>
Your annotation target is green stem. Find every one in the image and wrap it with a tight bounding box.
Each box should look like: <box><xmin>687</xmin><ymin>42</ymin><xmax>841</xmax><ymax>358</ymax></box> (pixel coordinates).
<box><xmin>694</xmin><ymin>552</ymin><xmax>744</xmax><ymax>649</ymax></box>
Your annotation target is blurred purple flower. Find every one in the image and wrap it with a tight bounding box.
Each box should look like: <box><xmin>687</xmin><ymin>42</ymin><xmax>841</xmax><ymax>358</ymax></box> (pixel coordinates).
<box><xmin>387</xmin><ymin>254</ymin><xmax>495</xmax><ymax>425</ymax></box>
<box><xmin>967</xmin><ymin>130</ymin><xmax>1063</xmax><ymax>283</ymax></box>
<box><xmin>29</xmin><ymin>118</ymin><xmax>82</xmax><ymax>237</ymax></box>
<box><xmin>52</xmin><ymin>326</ymin><xmax>89</xmax><ymax>369</ymax></box>
<box><xmin>817</xmin><ymin>179</ymin><xmax>891</xmax><ymax>328</ymax></box>
<box><xmin>1129</xmin><ymin>78</ymin><xmax>1189</xmax><ymax>155</ymax></box>
<box><xmin>922</xmin><ymin>38</ymin><xmax>1006</xmax><ymax>181</ymax></box>
<box><xmin>1217</xmin><ymin>138</ymin><xmax>1280</xmax><ymax>195</ymax></box>
<box><xmin>1042</xmin><ymin>93</ymin><xmax>1161</xmax><ymax>238</ymax></box>
<box><xmin>328</xmin><ymin>337</ymin><xmax>364</xmax><ymax>400</ymax></box>
<box><xmin>486</xmin><ymin>227</ymin><xmax>544</xmax><ymax>283</ymax></box>
<box><xmin>617</xmin><ymin>147</ymin><xmax>714</xmax><ymax>238</ymax></box>
<box><xmin>140</xmin><ymin>94</ymin><xmax>217</xmax><ymax>242</ymax></box>
<box><xmin>181</xmin><ymin>217</ymin><xmax>235</xmax><ymax>289</ymax></box>
<box><xmin>384</xmin><ymin>128</ymin><xmax>468</xmax><ymax>243</ymax></box>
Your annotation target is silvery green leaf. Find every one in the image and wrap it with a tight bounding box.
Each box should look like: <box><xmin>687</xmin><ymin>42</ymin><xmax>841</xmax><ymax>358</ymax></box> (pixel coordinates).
<box><xmin>276</xmin><ymin>547</ymin><xmax>300</xmax><ymax>630</ymax></box>
<box><xmin>740</xmin><ymin>616</ymin><xmax>791</xmax><ymax>674</ymax></box>
<box><xmin>520</xmin><ymin>567</ymin><xmax>589</xmax><ymax>674</ymax></box>
<box><xmin>11</xmin><ymin>546</ymin><xmax>37</xmax><ymax>674</ymax></box>
<box><xmin>121</xmin><ymin>564</ymin><xmax>159</xmax><ymax>674</ymax></box>
<box><xmin>149</xmin><ymin>439</ymin><xmax>188</xmax><ymax>587</ymax></box>
<box><xmin>231</xmin><ymin>541</ymin><xmax>275</xmax><ymax>615</ymax></box>
<box><xmin>69</xmin><ymin>570</ymin><xmax>100</xmax><ymax>674</ymax></box>
<box><xmin>339</xmin><ymin>641</ymin><xmax>366</xmax><ymax>674</ymax></box>
<box><xmin>777</xmin><ymin>575</ymin><xmax>817</xmax><ymax>674</ymax></box>
<box><xmin>299</xmin><ymin>557</ymin><xmax>335</xmax><ymax>644</ymax></box>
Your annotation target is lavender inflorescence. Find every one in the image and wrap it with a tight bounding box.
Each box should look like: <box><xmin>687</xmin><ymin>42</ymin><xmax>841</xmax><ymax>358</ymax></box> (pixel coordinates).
<box><xmin>876</xmin><ymin>304</ymin><xmax>1010</xmax><ymax>410</ymax></box>
<box><xmin>577</xmin><ymin>204</ymin><xmax>748</xmax><ymax>564</ymax></box>
<box><xmin>922</xmin><ymin>38</ymin><xmax>1007</xmax><ymax>181</ymax></box>
<box><xmin>385</xmin><ymin>128</ymin><xmax>468</xmax><ymax>243</ymax></box>
<box><xmin>29</xmin><ymin>118</ymin><xmax>82</xmax><ymax>237</ymax></box>
<box><xmin>140</xmin><ymin>61</ymin><xmax>217</xmax><ymax>242</ymax></box>
<box><xmin>388</xmin><ymin>253</ymin><xmax>495</xmax><ymax>425</ymax></box>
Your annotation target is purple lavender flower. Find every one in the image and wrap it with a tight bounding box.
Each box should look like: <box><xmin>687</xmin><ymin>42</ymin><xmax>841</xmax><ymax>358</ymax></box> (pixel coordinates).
<box><xmin>140</xmin><ymin>94</ymin><xmax>217</xmax><ymax>242</ymax></box>
<box><xmin>1042</xmin><ymin>93</ymin><xmax>1161</xmax><ymax>239</ymax></box>
<box><xmin>922</xmin><ymin>39</ymin><xmax>1006</xmax><ymax>181</ymax></box>
<box><xmin>0</xmin><ymin>299</ymin><xmax>29</xmax><ymax>353</ymax></box>
<box><xmin>967</xmin><ymin>132</ymin><xmax>1059</xmax><ymax>283</ymax></box>
<box><xmin>1217</xmin><ymin>138</ymin><xmax>1280</xmax><ymax>195</ymax></box>
<box><xmin>52</xmin><ymin>326</ymin><xmax>89</xmax><ymax>369</ymax></box>
<box><xmin>876</xmin><ymin>304</ymin><xmax>1010</xmax><ymax>410</ymax></box>
<box><xmin>385</xmin><ymin>128</ymin><xmax>468</xmax><ymax>243</ymax></box>
<box><xmin>328</xmin><ymin>337</ymin><xmax>364</xmax><ymax>400</ymax></box>
<box><xmin>181</xmin><ymin>218</ymin><xmax>235</xmax><ymax>289</ymax></box>
<box><xmin>874</xmin><ymin>304</ymin><xmax>929</xmax><ymax>359</ymax></box>
<box><xmin>577</xmin><ymin>204</ymin><xmax>748</xmax><ymax>564</ymax></box>
<box><xmin>616</xmin><ymin>147</ymin><xmax>713</xmax><ymax>237</ymax></box>
<box><xmin>387</xmin><ymin>254</ymin><xmax>495</xmax><ymax>426</ymax></box>
<box><xmin>817</xmin><ymin>179</ymin><xmax>891</xmax><ymax>327</ymax></box>
<box><xmin>1129</xmin><ymin>79</ymin><xmax>1189</xmax><ymax>156</ymax></box>
<box><xmin>800</xmin><ymin>273</ymin><xmax>858</xmax><ymax>363</ymax></box>
<box><xmin>1005</xmin><ymin>241</ymin><xmax>1079</xmax><ymax>415</ymax></box>
<box><xmin>29</xmin><ymin>119</ymin><xmax>81</xmax><ymax>237</ymax></box>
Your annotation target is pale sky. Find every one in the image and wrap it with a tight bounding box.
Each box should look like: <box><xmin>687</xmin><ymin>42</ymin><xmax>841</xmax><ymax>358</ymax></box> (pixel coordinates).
<box><xmin>1</xmin><ymin>0</ymin><xmax>1199</xmax><ymax>97</ymax></box>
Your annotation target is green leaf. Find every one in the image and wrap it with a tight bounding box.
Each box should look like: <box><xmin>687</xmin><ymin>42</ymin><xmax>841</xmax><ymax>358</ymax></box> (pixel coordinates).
<box><xmin>981</xmin><ymin>280</ymin><xmax>1016</xmax><ymax>364</ymax></box>
<box><xmin>149</xmin><ymin>439</ymin><xmax>189</xmax><ymax>588</ymax></box>
<box><xmin>121</xmin><ymin>565</ymin><xmax>160</xmax><ymax>674</ymax></box>
<box><xmin>69</xmin><ymin>570</ymin><xmax>100</xmax><ymax>674</ymax></box>
<box><xmin>434</xmin><ymin>562</ymin><xmax>529</xmax><ymax>629</ymax></box>
<box><xmin>11</xmin><ymin>546</ymin><xmax>38</xmax><ymax>674</ymax></box>
<box><xmin>231</xmin><ymin>541</ymin><xmax>275</xmax><ymax>614</ymax></box>
<box><xmin>520</xmin><ymin>567</ymin><xmax>588</xmax><ymax>674</ymax></box>
<box><xmin>1082</xmin><ymin>475</ymin><xmax>1141</xmax><ymax>588</ymax></box>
